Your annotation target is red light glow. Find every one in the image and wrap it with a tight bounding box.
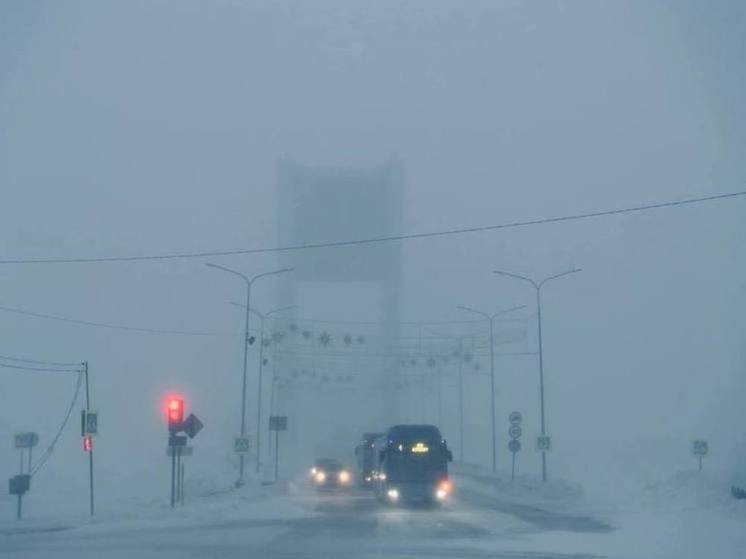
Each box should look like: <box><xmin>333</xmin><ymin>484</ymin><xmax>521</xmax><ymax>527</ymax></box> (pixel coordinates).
<box><xmin>165</xmin><ymin>395</ymin><xmax>185</xmax><ymax>426</ymax></box>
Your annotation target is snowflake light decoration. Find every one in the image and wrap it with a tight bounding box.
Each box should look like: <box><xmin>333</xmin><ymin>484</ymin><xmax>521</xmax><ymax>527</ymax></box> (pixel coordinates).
<box><xmin>318</xmin><ymin>331</ymin><xmax>332</xmax><ymax>347</ymax></box>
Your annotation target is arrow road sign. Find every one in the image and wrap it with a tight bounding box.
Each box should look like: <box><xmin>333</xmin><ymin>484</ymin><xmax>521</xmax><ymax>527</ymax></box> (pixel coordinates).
<box><xmin>508</xmin><ymin>439</ymin><xmax>521</xmax><ymax>453</ymax></box>
<box><xmin>509</xmin><ymin>425</ymin><xmax>522</xmax><ymax>439</ymax></box>
<box><xmin>508</xmin><ymin>412</ymin><xmax>522</xmax><ymax>425</ymax></box>
<box><xmin>14</xmin><ymin>433</ymin><xmax>39</xmax><ymax>449</ymax></box>
<box><xmin>234</xmin><ymin>436</ymin><xmax>250</xmax><ymax>453</ymax></box>
<box><xmin>182</xmin><ymin>414</ymin><xmax>204</xmax><ymax>439</ymax></box>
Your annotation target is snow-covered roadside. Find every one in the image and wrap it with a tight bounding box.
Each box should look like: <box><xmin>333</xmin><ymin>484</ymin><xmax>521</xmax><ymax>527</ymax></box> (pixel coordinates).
<box><xmin>0</xmin><ymin>473</ymin><xmax>311</xmax><ymax>539</ymax></box>
<box><xmin>453</xmin><ymin>463</ymin><xmax>746</xmax><ymax>559</ymax></box>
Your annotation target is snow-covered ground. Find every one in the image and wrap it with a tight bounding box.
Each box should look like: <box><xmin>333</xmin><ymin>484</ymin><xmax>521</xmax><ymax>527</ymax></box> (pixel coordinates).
<box><xmin>454</xmin><ymin>464</ymin><xmax>746</xmax><ymax>559</ymax></box>
<box><xmin>2</xmin><ymin>464</ymin><xmax>745</xmax><ymax>558</ymax></box>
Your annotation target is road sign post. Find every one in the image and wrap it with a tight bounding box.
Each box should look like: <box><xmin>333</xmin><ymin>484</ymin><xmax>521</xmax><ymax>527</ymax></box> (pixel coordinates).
<box><xmin>508</xmin><ymin>412</ymin><xmax>522</xmax><ymax>481</ymax></box>
<box><xmin>9</xmin><ymin>474</ymin><xmax>31</xmax><ymax>520</ymax></box>
<box><xmin>11</xmin><ymin>432</ymin><xmax>38</xmax><ymax>520</ymax></box>
<box><xmin>269</xmin><ymin>416</ymin><xmax>287</xmax><ymax>482</ymax></box>
<box><xmin>692</xmin><ymin>440</ymin><xmax>708</xmax><ymax>471</ymax></box>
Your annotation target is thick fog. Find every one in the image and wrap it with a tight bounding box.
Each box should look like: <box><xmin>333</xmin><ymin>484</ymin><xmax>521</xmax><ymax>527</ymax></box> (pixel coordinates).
<box><xmin>1</xmin><ymin>0</ymin><xmax>744</xmax><ymax>519</ymax></box>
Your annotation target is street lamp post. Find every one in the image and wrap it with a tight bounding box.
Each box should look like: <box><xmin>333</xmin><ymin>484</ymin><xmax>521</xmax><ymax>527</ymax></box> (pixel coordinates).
<box><xmin>456</xmin><ymin>304</ymin><xmax>526</xmax><ymax>473</ymax></box>
<box><xmin>458</xmin><ymin>338</ymin><xmax>464</xmax><ymax>463</ymax></box>
<box><xmin>234</xmin><ymin>304</ymin><xmax>296</xmax><ymax>474</ymax></box>
<box><xmin>493</xmin><ymin>268</ymin><xmax>581</xmax><ymax>483</ymax></box>
<box><xmin>206</xmin><ymin>263</ymin><xmax>293</xmax><ymax>486</ymax></box>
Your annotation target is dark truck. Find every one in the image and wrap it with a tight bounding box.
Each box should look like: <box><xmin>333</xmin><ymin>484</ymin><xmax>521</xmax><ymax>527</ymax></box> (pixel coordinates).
<box><xmin>373</xmin><ymin>424</ymin><xmax>453</xmax><ymax>505</ymax></box>
<box><xmin>355</xmin><ymin>432</ymin><xmax>383</xmax><ymax>487</ymax></box>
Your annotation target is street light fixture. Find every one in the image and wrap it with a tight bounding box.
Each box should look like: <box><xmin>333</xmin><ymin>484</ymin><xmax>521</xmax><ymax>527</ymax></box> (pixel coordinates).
<box><xmin>493</xmin><ymin>268</ymin><xmax>581</xmax><ymax>482</ymax></box>
<box><xmin>230</xmin><ymin>302</ymin><xmax>296</xmax><ymax>474</ymax></box>
<box><xmin>206</xmin><ymin>263</ymin><xmax>293</xmax><ymax>486</ymax></box>
<box><xmin>456</xmin><ymin>304</ymin><xmax>526</xmax><ymax>473</ymax></box>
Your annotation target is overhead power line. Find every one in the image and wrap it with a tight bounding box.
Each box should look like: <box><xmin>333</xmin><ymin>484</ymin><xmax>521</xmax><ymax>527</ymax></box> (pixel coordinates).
<box><xmin>0</xmin><ymin>190</ymin><xmax>743</xmax><ymax>265</ymax></box>
<box><xmin>0</xmin><ymin>354</ymin><xmax>82</xmax><ymax>367</ymax></box>
<box><xmin>0</xmin><ymin>303</ymin><xmax>522</xmax><ymax>337</ymax></box>
<box><xmin>0</xmin><ymin>304</ymin><xmax>239</xmax><ymax>337</ymax></box>
<box><xmin>30</xmin><ymin>371</ymin><xmax>84</xmax><ymax>477</ymax></box>
<box><xmin>0</xmin><ymin>362</ymin><xmax>83</xmax><ymax>373</ymax></box>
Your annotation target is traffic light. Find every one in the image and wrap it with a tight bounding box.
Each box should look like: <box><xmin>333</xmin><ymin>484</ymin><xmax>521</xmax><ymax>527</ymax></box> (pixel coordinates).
<box><xmin>167</xmin><ymin>397</ymin><xmax>184</xmax><ymax>431</ymax></box>
<box><xmin>83</xmin><ymin>435</ymin><xmax>93</xmax><ymax>452</ymax></box>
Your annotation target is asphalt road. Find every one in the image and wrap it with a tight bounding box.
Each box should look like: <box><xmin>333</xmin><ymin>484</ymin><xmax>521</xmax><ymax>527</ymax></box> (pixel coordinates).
<box><xmin>0</xmin><ymin>481</ymin><xmax>611</xmax><ymax>559</ymax></box>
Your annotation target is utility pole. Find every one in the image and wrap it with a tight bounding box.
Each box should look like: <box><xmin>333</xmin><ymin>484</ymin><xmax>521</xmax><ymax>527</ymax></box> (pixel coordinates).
<box><xmin>458</xmin><ymin>338</ymin><xmax>464</xmax><ymax>463</ymax></box>
<box><xmin>493</xmin><ymin>268</ymin><xmax>581</xmax><ymax>482</ymax></box>
<box><xmin>84</xmin><ymin>361</ymin><xmax>94</xmax><ymax>516</ymax></box>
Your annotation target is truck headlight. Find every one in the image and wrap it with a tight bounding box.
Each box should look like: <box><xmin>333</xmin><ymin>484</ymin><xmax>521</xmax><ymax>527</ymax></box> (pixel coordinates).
<box><xmin>339</xmin><ymin>470</ymin><xmax>351</xmax><ymax>484</ymax></box>
<box><xmin>314</xmin><ymin>471</ymin><xmax>326</xmax><ymax>483</ymax></box>
<box><xmin>436</xmin><ymin>480</ymin><xmax>452</xmax><ymax>500</ymax></box>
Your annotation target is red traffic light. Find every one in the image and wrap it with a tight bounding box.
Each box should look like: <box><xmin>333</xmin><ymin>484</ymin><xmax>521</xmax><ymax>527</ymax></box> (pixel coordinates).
<box><xmin>167</xmin><ymin>397</ymin><xmax>185</xmax><ymax>428</ymax></box>
<box><xmin>83</xmin><ymin>435</ymin><xmax>93</xmax><ymax>452</ymax></box>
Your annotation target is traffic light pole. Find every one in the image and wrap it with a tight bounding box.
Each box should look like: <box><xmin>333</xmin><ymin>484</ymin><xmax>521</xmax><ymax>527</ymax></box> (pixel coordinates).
<box><xmin>176</xmin><ymin>447</ymin><xmax>183</xmax><ymax>505</ymax></box>
<box><xmin>84</xmin><ymin>361</ymin><xmax>95</xmax><ymax>517</ymax></box>
<box><xmin>180</xmin><ymin>459</ymin><xmax>185</xmax><ymax>506</ymax></box>
<box><xmin>274</xmin><ymin>429</ymin><xmax>280</xmax><ymax>482</ymax></box>
<box><xmin>170</xmin><ymin>442</ymin><xmax>176</xmax><ymax>508</ymax></box>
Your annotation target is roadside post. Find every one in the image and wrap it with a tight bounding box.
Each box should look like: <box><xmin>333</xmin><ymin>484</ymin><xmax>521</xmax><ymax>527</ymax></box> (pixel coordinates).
<box><xmin>81</xmin><ymin>361</ymin><xmax>96</xmax><ymax>516</ymax></box>
<box><xmin>10</xmin><ymin>432</ymin><xmax>38</xmax><ymax>520</ymax></box>
<box><xmin>269</xmin><ymin>416</ymin><xmax>287</xmax><ymax>482</ymax></box>
<box><xmin>692</xmin><ymin>440</ymin><xmax>708</xmax><ymax>471</ymax></box>
<box><xmin>508</xmin><ymin>412</ymin><xmax>522</xmax><ymax>481</ymax></box>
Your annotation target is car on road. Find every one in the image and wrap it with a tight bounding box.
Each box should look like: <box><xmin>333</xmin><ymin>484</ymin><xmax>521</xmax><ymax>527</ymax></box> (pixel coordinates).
<box><xmin>310</xmin><ymin>458</ymin><xmax>353</xmax><ymax>490</ymax></box>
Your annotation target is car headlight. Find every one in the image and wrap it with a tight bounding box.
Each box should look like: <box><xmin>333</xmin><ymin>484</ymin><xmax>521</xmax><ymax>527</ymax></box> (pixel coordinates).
<box><xmin>387</xmin><ymin>488</ymin><xmax>399</xmax><ymax>501</ymax></box>
<box><xmin>314</xmin><ymin>471</ymin><xmax>326</xmax><ymax>483</ymax></box>
<box><xmin>338</xmin><ymin>470</ymin><xmax>351</xmax><ymax>484</ymax></box>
